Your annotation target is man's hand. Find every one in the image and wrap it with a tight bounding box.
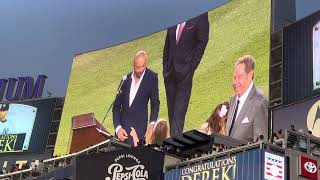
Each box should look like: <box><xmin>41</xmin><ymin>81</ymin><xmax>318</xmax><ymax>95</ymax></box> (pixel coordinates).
<box><xmin>117</xmin><ymin>127</ymin><xmax>128</xmax><ymax>141</ymax></box>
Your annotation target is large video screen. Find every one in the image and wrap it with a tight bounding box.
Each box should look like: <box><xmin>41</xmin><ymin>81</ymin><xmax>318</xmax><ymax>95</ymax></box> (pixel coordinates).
<box><xmin>0</xmin><ymin>98</ymin><xmax>58</xmax><ymax>154</ymax></box>
<box><xmin>56</xmin><ymin>0</ymin><xmax>270</xmax><ymax>154</ymax></box>
<box><xmin>283</xmin><ymin>10</ymin><xmax>320</xmax><ymax>104</ymax></box>
<box><xmin>0</xmin><ymin>103</ymin><xmax>37</xmax><ymax>152</ymax></box>
<box><xmin>313</xmin><ymin>20</ymin><xmax>320</xmax><ymax>90</ymax></box>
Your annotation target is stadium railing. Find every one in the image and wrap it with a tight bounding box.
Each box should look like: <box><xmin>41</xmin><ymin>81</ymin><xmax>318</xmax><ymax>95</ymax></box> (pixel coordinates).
<box><xmin>0</xmin><ymin>139</ymin><xmax>129</xmax><ymax>180</ymax></box>
<box><xmin>1</xmin><ymin>130</ymin><xmax>319</xmax><ymax>180</ymax></box>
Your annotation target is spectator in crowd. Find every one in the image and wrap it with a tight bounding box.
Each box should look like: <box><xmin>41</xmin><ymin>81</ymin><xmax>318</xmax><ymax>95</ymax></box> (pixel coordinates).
<box><xmin>10</xmin><ymin>164</ymin><xmax>15</xmax><ymax>173</ymax></box>
<box><xmin>277</xmin><ymin>129</ymin><xmax>284</xmax><ymax>139</ymax></box>
<box><xmin>287</xmin><ymin>126</ymin><xmax>299</xmax><ymax>149</ymax></box>
<box><xmin>290</xmin><ymin>125</ymin><xmax>296</xmax><ymax>131</ymax></box>
<box><xmin>21</xmin><ymin>163</ymin><xmax>29</xmax><ymax>170</ymax></box>
<box><xmin>200</xmin><ymin>101</ymin><xmax>229</xmax><ymax>135</ymax></box>
<box><xmin>298</xmin><ymin>128</ymin><xmax>304</xmax><ymax>134</ymax></box>
<box><xmin>298</xmin><ymin>129</ymin><xmax>307</xmax><ymax>151</ymax></box>
<box><xmin>36</xmin><ymin>160</ymin><xmax>44</xmax><ymax>173</ymax></box>
<box><xmin>255</xmin><ymin>135</ymin><xmax>264</xmax><ymax>142</ymax></box>
<box><xmin>14</xmin><ymin>164</ymin><xmax>19</xmax><ymax>172</ymax></box>
<box><xmin>2</xmin><ymin>167</ymin><xmax>7</xmax><ymax>174</ymax></box>
<box><xmin>30</xmin><ymin>160</ymin><xmax>36</xmax><ymax>170</ymax></box>
<box><xmin>269</xmin><ymin>133</ymin><xmax>279</xmax><ymax>143</ymax></box>
<box><xmin>130</xmin><ymin>118</ymin><xmax>169</xmax><ymax>146</ymax></box>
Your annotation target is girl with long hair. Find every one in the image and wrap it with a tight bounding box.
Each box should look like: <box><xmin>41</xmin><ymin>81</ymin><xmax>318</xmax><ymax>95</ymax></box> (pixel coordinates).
<box><xmin>130</xmin><ymin>118</ymin><xmax>169</xmax><ymax>146</ymax></box>
<box><xmin>200</xmin><ymin>101</ymin><xmax>229</xmax><ymax>135</ymax></box>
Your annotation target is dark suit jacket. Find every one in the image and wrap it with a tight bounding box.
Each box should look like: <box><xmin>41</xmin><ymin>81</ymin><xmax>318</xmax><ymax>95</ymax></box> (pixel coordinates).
<box><xmin>163</xmin><ymin>13</ymin><xmax>209</xmax><ymax>80</ymax></box>
<box><xmin>226</xmin><ymin>85</ymin><xmax>268</xmax><ymax>142</ymax></box>
<box><xmin>112</xmin><ymin>68</ymin><xmax>160</xmax><ymax>140</ymax></box>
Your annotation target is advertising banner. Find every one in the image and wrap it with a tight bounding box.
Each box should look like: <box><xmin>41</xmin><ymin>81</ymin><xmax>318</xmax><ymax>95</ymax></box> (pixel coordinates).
<box><xmin>0</xmin><ymin>133</ymin><xmax>25</xmax><ymax>152</ymax></box>
<box><xmin>264</xmin><ymin>152</ymin><xmax>285</xmax><ymax>180</ymax></box>
<box><xmin>76</xmin><ymin>146</ymin><xmax>165</xmax><ymax>180</ymax></box>
<box><xmin>164</xmin><ymin>149</ymin><xmax>275</xmax><ymax>180</ymax></box>
<box><xmin>299</xmin><ymin>156</ymin><xmax>318</xmax><ymax>180</ymax></box>
<box><xmin>272</xmin><ymin>95</ymin><xmax>320</xmax><ymax>137</ymax></box>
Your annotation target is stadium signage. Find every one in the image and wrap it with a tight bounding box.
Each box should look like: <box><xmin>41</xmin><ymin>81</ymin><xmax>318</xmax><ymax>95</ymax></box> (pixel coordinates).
<box><xmin>0</xmin><ymin>133</ymin><xmax>25</xmax><ymax>152</ymax></box>
<box><xmin>264</xmin><ymin>152</ymin><xmax>285</xmax><ymax>180</ymax></box>
<box><xmin>299</xmin><ymin>156</ymin><xmax>318</xmax><ymax>180</ymax></box>
<box><xmin>165</xmin><ymin>149</ymin><xmax>267</xmax><ymax>180</ymax></box>
<box><xmin>180</xmin><ymin>156</ymin><xmax>237</xmax><ymax>180</ymax></box>
<box><xmin>304</xmin><ymin>162</ymin><xmax>317</xmax><ymax>173</ymax></box>
<box><xmin>272</xmin><ymin>96</ymin><xmax>320</xmax><ymax>138</ymax></box>
<box><xmin>106</xmin><ymin>154</ymin><xmax>148</xmax><ymax>180</ymax></box>
<box><xmin>0</xmin><ymin>75</ymin><xmax>47</xmax><ymax>102</ymax></box>
<box><xmin>76</xmin><ymin>146</ymin><xmax>164</xmax><ymax>180</ymax></box>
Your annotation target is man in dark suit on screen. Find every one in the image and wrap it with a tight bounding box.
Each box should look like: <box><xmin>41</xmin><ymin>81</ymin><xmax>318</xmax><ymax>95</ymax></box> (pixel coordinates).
<box><xmin>112</xmin><ymin>51</ymin><xmax>160</xmax><ymax>145</ymax></box>
<box><xmin>226</xmin><ymin>55</ymin><xmax>268</xmax><ymax>142</ymax></box>
<box><xmin>163</xmin><ymin>13</ymin><xmax>209</xmax><ymax>137</ymax></box>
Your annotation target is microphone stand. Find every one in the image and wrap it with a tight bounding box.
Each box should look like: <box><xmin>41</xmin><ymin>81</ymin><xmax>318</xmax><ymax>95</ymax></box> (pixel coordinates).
<box><xmin>100</xmin><ymin>89</ymin><xmax>122</xmax><ymax>130</ymax></box>
<box><xmin>98</xmin><ymin>76</ymin><xmax>126</xmax><ymax>139</ymax></box>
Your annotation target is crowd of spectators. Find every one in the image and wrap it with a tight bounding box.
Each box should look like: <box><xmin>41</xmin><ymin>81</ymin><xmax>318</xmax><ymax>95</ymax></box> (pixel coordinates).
<box><xmin>0</xmin><ymin>159</ymin><xmax>47</xmax><ymax>176</ymax></box>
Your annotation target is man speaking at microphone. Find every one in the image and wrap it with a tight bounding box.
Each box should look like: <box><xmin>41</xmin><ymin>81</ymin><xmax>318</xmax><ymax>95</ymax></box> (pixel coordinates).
<box><xmin>112</xmin><ymin>51</ymin><xmax>160</xmax><ymax>146</ymax></box>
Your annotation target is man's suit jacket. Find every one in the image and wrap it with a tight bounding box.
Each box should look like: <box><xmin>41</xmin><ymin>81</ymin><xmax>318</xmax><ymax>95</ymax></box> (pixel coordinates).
<box><xmin>226</xmin><ymin>85</ymin><xmax>268</xmax><ymax>142</ymax></box>
<box><xmin>112</xmin><ymin>68</ymin><xmax>160</xmax><ymax>141</ymax></box>
<box><xmin>163</xmin><ymin>13</ymin><xmax>209</xmax><ymax>80</ymax></box>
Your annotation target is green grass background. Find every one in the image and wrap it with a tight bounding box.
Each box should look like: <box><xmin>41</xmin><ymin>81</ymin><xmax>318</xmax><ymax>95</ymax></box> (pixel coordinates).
<box><xmin>54</xmin><ymin>0</ymin><xmax>270</xmax><ymax>155</ymax></box>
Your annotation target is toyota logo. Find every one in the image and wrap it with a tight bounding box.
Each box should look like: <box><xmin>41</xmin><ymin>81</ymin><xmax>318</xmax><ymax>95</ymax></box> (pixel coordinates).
<box><xmin>304</xmin><ymin>162</ymin><xmax>317</xmax><ymax>173</ymax></box>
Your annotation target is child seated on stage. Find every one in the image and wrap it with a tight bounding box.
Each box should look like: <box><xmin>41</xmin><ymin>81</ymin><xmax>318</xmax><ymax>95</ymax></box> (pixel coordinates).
<box><xmin>130</xmin><ymin>118</ymin><xmax>169</xmax><ymax>146</ymax></box>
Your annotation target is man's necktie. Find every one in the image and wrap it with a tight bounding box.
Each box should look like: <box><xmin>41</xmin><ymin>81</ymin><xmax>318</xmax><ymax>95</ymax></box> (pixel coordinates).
<box><xmin>176</xmin><ymin>23</ymin><xmax>185</xmax><ymax>44</ymax></box>
<box><xmin>229</xmin><ymin>99</ymin><xmax>240</xmax><ymax>136</ymax></box>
